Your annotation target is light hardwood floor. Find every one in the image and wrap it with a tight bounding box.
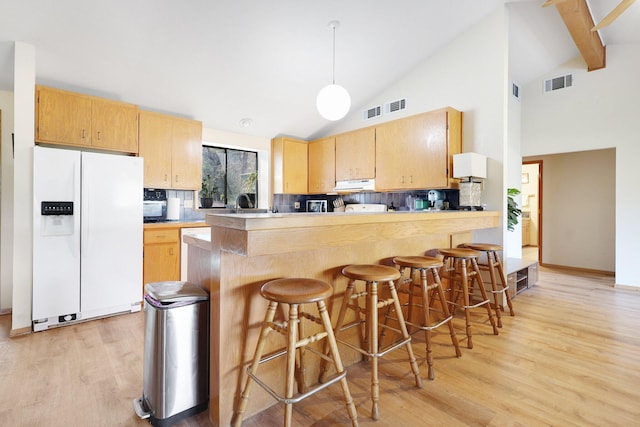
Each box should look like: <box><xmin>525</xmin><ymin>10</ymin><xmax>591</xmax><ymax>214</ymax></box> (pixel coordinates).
<box><xmin>2</xmin><ymin>267</ymin><xmax>639</xmax><ymax>426</ymax></box>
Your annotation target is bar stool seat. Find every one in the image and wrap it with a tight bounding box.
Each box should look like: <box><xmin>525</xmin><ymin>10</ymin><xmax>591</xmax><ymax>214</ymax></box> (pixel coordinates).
<box><xmin>439</xmin><ymin>248</ymin><xmax>499</xmax><ymax>349</ymax></box>
<box><xmin>322</xmin><ymin>264</ymin><xmax>422</xmax><ymax>420</ymax></box>
<box><xmin>392</xmin><ymin>256</ymin><xmax>461</xmax><ymax>380</ymax></box>
<box><xmin>463</xmin><ymin>243</ymin><xmax>515</xmax><ymax>327</ymax></box>
<box><xmin>233</xmin><ymin>278</ymin><xmax>358</xmax><ymax>427</ymax></box>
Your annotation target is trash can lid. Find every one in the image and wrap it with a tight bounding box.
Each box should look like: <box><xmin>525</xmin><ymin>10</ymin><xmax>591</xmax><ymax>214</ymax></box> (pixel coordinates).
<box><xmin>145</xmin><ymin>281</ymin><xmax>209</xmax><ymax>303</ymax></box>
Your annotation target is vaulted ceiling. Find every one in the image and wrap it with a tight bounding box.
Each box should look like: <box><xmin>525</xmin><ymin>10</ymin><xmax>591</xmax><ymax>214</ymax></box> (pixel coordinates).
<box><xmin>0</xmin><ymin>0</ymin><xmax>638</xmax><ymax>140</ymax></box>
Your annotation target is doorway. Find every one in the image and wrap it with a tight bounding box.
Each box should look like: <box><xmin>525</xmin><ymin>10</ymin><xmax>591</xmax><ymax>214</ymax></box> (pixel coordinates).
<box><xmin>522</xmin><ymin>161</ymin><xmax>542</xmax><ymax>262</ymax></box>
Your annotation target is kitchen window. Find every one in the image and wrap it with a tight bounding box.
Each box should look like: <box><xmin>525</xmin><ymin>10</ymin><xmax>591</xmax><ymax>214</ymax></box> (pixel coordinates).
<box><xmin>201</xmin><ymin>146</ymin><xmax>258</xmax><ymax>208</ymax></box>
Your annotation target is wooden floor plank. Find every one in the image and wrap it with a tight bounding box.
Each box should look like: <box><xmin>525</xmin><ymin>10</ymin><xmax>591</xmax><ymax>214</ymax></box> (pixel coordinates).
<box><xmin>1</xmin><ymin>266</ymin><xmax>640</xmax><ymax>426</ymax></box>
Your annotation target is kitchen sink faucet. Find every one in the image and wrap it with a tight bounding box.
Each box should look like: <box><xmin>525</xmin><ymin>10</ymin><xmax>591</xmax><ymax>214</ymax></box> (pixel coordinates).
<box><xmin>236</xmin><ymin>193</ymin><xmax>254</xmax><ymax>209</ymax></box>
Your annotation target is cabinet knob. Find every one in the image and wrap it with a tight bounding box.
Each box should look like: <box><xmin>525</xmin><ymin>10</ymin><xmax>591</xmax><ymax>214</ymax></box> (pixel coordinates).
<box><xmin>96</xmin><ymin>131</ymin><xmax>101</xmax><ymax>140</ymax></box>
<box><xmin>169</xmin><ymin>248</ymin><xmax>174</xmax><ymax>256</ymax></box>
<box><xmin>82</xmin><ymin>129</ymin><xmax>87</xmax><ymax>139</ymax></box>
<box><xmin>175</xmin><ymin>175</ymin><xmax>179</xmax><ymax>183</ymax></box>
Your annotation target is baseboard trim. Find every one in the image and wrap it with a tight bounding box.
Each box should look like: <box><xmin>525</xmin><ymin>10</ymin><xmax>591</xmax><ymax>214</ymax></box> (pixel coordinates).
<box><xmin>614</xmin><ymin>283</ymin><xmax>640</xmax><ymax>292</ymax></box>
<box><xmin>10</xmin><ymin>326</ymin><xmax>32</xmax><ymax>337</ymax></box>
<box><xmin>539</xmin><ymin>262</ymin><xmax>614</xmax><ymax>277</ymax></box>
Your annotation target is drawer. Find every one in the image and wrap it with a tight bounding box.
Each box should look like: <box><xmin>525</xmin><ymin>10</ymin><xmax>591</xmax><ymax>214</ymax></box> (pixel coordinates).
<box><xmin>144</xmin><ymin>228</ymin><xmax>179</xmax><ymax>244</ymax></box>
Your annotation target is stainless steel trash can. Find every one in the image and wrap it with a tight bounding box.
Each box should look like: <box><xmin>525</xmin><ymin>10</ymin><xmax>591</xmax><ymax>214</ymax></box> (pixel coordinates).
<box><xmin>133</xmin><ymin>281</ymin><xmax>209</xmax><ymax>426</ymax></box>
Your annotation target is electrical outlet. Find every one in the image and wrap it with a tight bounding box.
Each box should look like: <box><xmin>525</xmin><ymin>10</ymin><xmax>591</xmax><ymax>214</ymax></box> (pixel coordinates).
<box><xmin>184</xmin><ymin>199</ymin><xmax>193</xmax><ymax>208</ymax></box>
<box><xmin>294</xmin><ymin>201</ymin><xmax>300</xmax><ymax>209</ymax></box>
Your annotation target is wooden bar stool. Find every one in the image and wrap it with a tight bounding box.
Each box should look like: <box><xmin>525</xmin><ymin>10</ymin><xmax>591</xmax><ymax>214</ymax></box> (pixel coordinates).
<box><xmin>463</xmin><ymin>243</ymin><xmax>515</xmax><ymax>327</ymax></box>
<box><xmin>439</xmin><ymin>248</ymin><xmax>499</xmax><ymax>349</ymax></box>
<box><xmin>392</xmin><ymin>256</ymin><xmax>462</xmax><ymax>380</ymax></box>
<box><xmin>233</xmin><ymin>278</ymin><xmax>358</xmax><ymax>427</ymax></box>
<box><xmin>323</xmin><ymin>264</ymin><xmax>423</xmax><ymax>420</ymax></box>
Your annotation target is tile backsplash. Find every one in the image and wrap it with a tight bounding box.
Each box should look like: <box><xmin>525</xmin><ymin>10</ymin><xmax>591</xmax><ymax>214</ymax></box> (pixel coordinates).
<box><xmin>273</xmin><ymin>190</ymin><xmax>460</xmax><ymax>213</ymax></box>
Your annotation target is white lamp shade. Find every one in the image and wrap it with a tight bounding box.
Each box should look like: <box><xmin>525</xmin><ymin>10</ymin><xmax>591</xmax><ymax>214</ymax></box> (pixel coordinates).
<box><xmin>316</xmin><ymin>84</ymin><xmax>351</xmax><ymax>121</ymax></box>
<box><xmin>453</xmin><ymin>152</ymin><xmax>487</xmax><ymax>179</ymax></box>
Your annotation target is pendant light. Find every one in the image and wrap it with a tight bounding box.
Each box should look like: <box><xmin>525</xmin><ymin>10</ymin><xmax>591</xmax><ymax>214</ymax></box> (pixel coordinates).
<box><xmin>316</xmin><ymin>20</ymin><xmax>351</xmax><ymax>121</ymax></box>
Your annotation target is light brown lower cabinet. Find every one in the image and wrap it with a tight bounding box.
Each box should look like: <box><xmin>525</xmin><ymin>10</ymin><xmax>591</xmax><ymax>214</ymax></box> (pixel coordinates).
<box><xmin>142</xmin><ymin>228</ymin><xmax>180</xmax><ymax>296</ymax></box>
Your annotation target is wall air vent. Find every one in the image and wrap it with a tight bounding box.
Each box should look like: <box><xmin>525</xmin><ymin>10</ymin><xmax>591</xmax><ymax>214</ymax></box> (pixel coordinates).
<box><xmin>512</xmin><ymin>82</ymin><xmax>520</xmax><ymax>100</ymax></box>
<box><xmin>363</xmin><ymin>105</ymin><xmax>382</xmax><ymax>120</ymax></box>
<box><xmin>544</xmin><ymin>74</ymin><xmax>573</xmax><ymax>93</ymax></box>
<box><xmin>384</xmin><ymin>98</ymin><xmax>406</xmax><ymax>114</ymax></box>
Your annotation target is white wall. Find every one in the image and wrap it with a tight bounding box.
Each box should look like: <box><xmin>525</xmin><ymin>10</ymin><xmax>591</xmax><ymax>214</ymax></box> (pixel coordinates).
<box><xmin>326</xmin><ymin>7</ymin><xmax>509</xmax><ymax>249</ymax></box>
<box><xmin>524</xmin><ymin>150</ymin><xmax>615</xmax><ymax>272</ymax></box>
<box><xmin>11</xmin><ymin>42</ymin><xmax>36</xmax><ymax>331</ymax></box>
<box><xmin>522</xmin><ymin>44</ymin><xmax>640</xmax><ymax>286</ymax></box>
<box><xmin>0</xmin><ymin>89</ymin><xmax>14</xmax><ymax>313</ymax></box>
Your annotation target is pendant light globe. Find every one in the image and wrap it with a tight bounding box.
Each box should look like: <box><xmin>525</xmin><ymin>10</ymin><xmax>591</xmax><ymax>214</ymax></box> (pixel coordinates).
<box><xmin>316</xmin><ymin>20</ymin><xmax>350</xmax><ymax>121</ymax></box>
<box><xmin>317</xmin><ymin>83</ymin><xmax>351</xmax><ymax>121</ymax></box>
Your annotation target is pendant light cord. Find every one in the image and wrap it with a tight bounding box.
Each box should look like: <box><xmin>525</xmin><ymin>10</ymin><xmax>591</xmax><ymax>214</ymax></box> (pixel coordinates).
<box><xmin>332</xmin><ymin>24</ymin><xmax>336</xmax><ymax>85</ymax></box>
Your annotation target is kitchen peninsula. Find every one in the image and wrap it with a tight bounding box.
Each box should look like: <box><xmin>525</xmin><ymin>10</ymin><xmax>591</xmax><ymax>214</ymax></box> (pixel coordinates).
<box><xmin>185</xmin><ymin>210</ymin><xmax>500</xmax><ymax>425</ymax></box>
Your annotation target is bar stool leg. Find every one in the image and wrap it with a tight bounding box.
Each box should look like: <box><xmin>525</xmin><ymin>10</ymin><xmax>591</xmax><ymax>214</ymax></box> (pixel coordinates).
<box><xmin>431</xmin><ymin>267</ymin><xmax>462</xmax><ymax>359</ymax></box>
<box><xmin>388</xmin><ymin>280</ymin><xmax>423</xmax><ymax>389</ymax></box>
<box><xmin>491</xmin><ymin>251</ymin><xmax>515</xmax><ymax>316</ymax></box>
<box><xmin>458</xmin><ymin>258</ymin><xmax>475</xmax><ymax>349</ymax></box>
<box><xmin>418</xmin><ymin>269</ymin><xmax>435</xmax><ymax>380</ymax></box>
<box><xmin>368</xmin><ymin>281</ymin><xmax>380</xmax><ymax>420</ymax></box>
<box><xmin>317</xmin><ymin>299</ymin><xmax>359</xmax><ymax>426</ymax></box>
<box><xmin>233</xmin><ymin>301</ymin><xmax>278</xmax><ymax>427</ymax></box>
<box><xmin>470</xmin><ymin>258</ymin><xmax>499</xmax><ymax>336</ymax></box>
<box><xmin>284</xmin><ymin>304</ymin><xmax>299</xmax><ymax>427</ymax></box>
<box><xmin>485</xmin><ymin>252</ymin><xmax>503</xmax><ymax>328</ymax></box>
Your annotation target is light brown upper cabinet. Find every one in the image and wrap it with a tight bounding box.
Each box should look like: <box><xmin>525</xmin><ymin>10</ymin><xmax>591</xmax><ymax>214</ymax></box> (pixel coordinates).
<box><xmin>375</xmin><ymin>107</ymin><xmax>461</xmax><ymax>191</ymax></box>
<box><xmin>308</xmin><ymin>137</ymin><xmax>336</xmax><ymax>194</ymax></box>
<box><xmin>271</xmin><ymin>137</ymin><xmax>308</xmax><ymax>194</ymax></box>
<box><xmin>335</xmin><ymin>127</ymin><xmax>375</xmax><ymax>181</ymax></box>
<box><xmin>35</xmin><ymin>85</ymin><xmax>139</xmax><ymax>154</ymax></box>
<box><xmin>138</xmin><ymin>111</ymin><xmax>203</xmax><ymax>190</ymax></box>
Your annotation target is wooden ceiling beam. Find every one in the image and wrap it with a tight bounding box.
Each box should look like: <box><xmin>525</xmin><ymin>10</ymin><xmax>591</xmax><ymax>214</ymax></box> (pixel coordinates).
<box><xmin>554</xmin><ymin>0</ymin><xmax>606</xmax><ymax>71</ymax></box>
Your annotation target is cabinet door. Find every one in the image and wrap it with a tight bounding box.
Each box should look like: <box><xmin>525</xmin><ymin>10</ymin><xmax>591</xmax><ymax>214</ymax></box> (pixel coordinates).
<box><xmin>143</xmin><ymin>243</ymin><xmax>180</xmax><ymax>286</ymax></box>
<box><xmin>272</xmin><ymin>137</ymin><xmax>308</xmax><ymax>194</ymax></box>
<box><xmin>406</xmin><ymin>110</ymin><xmax>449</xmax><ymax>189</ymax></box>
<box><xmin>36</xmin><ymin>86</ymin><xmax>92</xmax><ymax>147</ymax></box>
<box><xmin>138</xmin><ymin>111</ymin><xmax>173</xmax><ymax>188</ymax></box>
<box><xmin>335</xmin><ymin>127</ymin><xmax>375</xmax><ymax>181</ymax></box>
<box><xmin>171</xmin><ymin>118</ymin><xmax>203</xmax><ymax>190</ymax></box>
<box><xmin>375</xmin><ymin>119</ymin><xmax>410</xmax><ymax>190</ymax></box>
<box><xmin>91</xmin><ymin>98</ymin><xmax>139</xmax><ymax>153</ymax></box>
<box><xmin>375</xmin><ymin>109</ymin><xmax>460</xmax><ymax>191</ymax></box>
<box><xmin>143</xmin><ymin>228</ymin><xmax>180</xmax><ymax>294</ymax></box>
<box><xmin>308</xmin><ymin>137</ymin><xmax>335</xmax><ymax>194</ymax></box>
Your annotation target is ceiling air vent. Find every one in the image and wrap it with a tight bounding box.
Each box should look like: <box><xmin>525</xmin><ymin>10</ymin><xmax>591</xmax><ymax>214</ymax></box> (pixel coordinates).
<box><xmin>544</xmin><ymin>74</ymin><xmax>573</xmax><ymax>93</ymax></box>
<box><xmin>384</xmin><ymin>98</ymin><xmax>406</xmax><ymax>114</ymax></box>
<box><xmin>363</xmin><ymin>105</ymin><xmax>382</xmax><ymax>121</ymax></box>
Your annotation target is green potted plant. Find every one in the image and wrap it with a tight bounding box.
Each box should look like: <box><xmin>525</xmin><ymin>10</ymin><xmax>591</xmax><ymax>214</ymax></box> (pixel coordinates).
<box><xmin>507</xmin><ymin>188</ymin><xmax>522</xmax><ymax>231</ymax></box>
<box><xmin>200</xmin><ymin>175</ymin><xmax>215</xmax><ymax>208</ymax></box>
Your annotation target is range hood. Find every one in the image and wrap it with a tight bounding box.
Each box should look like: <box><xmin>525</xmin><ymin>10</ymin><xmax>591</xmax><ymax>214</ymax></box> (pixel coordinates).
<box><xmin>333</xmin><ymin>179</ymin><xmax>376</xmax><ymax>192</ymax></box>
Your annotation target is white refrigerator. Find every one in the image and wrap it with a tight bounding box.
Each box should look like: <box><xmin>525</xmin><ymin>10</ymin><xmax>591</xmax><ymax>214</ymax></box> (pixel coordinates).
<box><xmin>33</xmin><ymin>146</ymin><xmax>143</xmax><ymax>331</ymax></box>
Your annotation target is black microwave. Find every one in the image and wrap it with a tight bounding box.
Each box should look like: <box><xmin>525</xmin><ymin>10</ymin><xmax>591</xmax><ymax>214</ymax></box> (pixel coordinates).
<box><xmin>143</xmin><ymin>189</ymin><xmax>167</xmax><ymax>222</ymax></box>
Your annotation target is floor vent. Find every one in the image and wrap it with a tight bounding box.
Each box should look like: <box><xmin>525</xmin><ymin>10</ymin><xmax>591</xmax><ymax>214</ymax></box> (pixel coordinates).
<box><xmin>363</xmin><ymin>105</ymin><xmax>382</xmax><ymax>120</ymax></box>
<box><xmin>544</xmin><ymin>74</ymin><xmax>573</xmax><ymax>93</ymax></box>
<box><xmin>384</xmin><ymin>98</ymin><xmax>406</xmax><ymax>114</ymax></box>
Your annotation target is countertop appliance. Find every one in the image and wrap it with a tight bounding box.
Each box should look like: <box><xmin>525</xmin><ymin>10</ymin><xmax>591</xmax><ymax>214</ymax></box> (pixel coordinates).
<box><xmin>144</xmin><ymin>189</ymin><xmax>167</xmax><ymax>223</ymax></box>
<box><xmin>344</xmin><ymin>203</ymin><xmax>388</xmax><ymax>213</ymax></box>
<box><xmin>33</xmin><ymin>146</ymin><xmax>143</xmax><ymax>331</ymax></box>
